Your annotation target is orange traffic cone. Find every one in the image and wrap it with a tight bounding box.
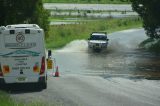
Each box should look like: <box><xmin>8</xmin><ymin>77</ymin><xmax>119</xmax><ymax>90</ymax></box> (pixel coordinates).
<box><xmin>55</xmin><ymin>66</ymin><xmax>60</xmax><ymax>77</ymax></box>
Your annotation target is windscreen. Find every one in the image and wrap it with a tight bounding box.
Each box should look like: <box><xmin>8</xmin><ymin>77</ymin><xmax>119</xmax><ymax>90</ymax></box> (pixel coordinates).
<box><xmin>90</xmin><ymin>35</ymin><xmax>107</xmax><ymax>40</ymax></box>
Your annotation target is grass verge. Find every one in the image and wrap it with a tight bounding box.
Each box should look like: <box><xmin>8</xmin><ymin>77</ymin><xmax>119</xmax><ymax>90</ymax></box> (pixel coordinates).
<box><xmin>0</xmin><ymin>91</ymin><xmax>18</xmax><ymax>106</ymax></box>
<box><xmin>0</xmin><ymin>90</ymin><xmax>53</xmax><ymax>106</ymax></box>
<box><xmin>139</xmin><ymin>38</ymin><xmax>160</xmax><ymax>53</ymax></box>
<box><xmin>46</xmin><ymin>17</ymin><xmax>142</xmax><ymax>49</ymax></box>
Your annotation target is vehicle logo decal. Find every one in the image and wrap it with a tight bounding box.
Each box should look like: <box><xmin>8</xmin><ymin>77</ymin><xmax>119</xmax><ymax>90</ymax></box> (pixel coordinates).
<box><xmin>16</xmin><ymin>33</ymin><xmax>25</xmax><ymax>43</ymax></box>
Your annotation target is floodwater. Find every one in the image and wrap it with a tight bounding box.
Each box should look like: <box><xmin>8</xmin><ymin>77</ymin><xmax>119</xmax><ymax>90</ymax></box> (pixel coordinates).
<box><xmin>52</xmin><ymin>29</ymin><xmax>160</xmax><ymax>80</ymax></box>
<box><xmin>49</xmin><ymin>12</ymin><xmax>138</xmax><ymax>24</ymax></box>
<box><xmin>44</xmin><ymin>3</ymin><xmax>132</xmax><ymax>11</ymax></box>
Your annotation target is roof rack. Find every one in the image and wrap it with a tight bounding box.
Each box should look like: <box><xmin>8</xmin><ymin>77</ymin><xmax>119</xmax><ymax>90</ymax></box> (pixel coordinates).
<box><xmin>91</xmin><ymin>32</ymin><xmax>107</xmax><ymax>35</ymax></box>
<box><xmin>91</xmin><ymin>32</ymin><xmax>107</xmax><ymax>36</ymax></box>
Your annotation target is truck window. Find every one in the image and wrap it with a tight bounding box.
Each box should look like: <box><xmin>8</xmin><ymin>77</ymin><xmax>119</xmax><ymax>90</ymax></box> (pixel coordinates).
<box><xmin>90</xmin><ymin>35</ymin><xmax>107</xmax><ymax>40</ymax></box>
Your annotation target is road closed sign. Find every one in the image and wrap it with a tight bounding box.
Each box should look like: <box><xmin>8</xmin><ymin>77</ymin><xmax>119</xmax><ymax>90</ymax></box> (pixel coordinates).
<box><xmin>47</xmin><ymin>59</ymin><xmax>53</xmax><ymax>69</ymax></box>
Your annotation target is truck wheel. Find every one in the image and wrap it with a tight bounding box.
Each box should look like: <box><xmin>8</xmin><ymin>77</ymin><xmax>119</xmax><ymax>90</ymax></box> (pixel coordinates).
<box><xmin>38</xmin><ymin>76</ymin><xmax>47</xmax><ymax>89</ymax></box>
<box><xmin>41</xmin><ymin>82</ymin><xmax>47</xmax><ymax>89</ymax></box>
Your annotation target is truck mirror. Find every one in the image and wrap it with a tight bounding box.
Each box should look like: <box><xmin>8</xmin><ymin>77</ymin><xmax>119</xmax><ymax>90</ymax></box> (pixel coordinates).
<box><xmin>48</xmin><ymin>50</ymin><xmax>52</xmax><ymax>59</ymax></box>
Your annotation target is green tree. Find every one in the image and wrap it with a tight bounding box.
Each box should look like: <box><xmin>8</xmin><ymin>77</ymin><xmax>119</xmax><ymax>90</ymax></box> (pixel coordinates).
<box><xmin>0</xmin><ymin>0</ymin><xmax>9</xmax><ymax>25</ymax></box>
<box><xmin>131</xmin><ymin>0</ymin><xmax>160</xmax><ymax>38</ymax></box>
<box><xmin>0</xmin><ymin>0</ymin><xmax>49</xmax><ymax>38</ymax></box>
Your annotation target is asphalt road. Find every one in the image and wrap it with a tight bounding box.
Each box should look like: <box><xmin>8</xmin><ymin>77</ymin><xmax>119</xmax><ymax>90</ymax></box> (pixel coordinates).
<box><xmin>9</xmin><ymin>75</ymin><xmax>160</xmax><ymax>106</ymax></box>
<box><xmin>7</xmin><ymin>29</ymin><xmax>160</xmax><ymax>106</ymax></box>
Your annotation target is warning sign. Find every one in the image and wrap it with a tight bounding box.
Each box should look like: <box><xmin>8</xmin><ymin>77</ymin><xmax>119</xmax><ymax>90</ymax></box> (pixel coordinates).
<box><xmin>47</xmin><ymin>59</ymin><xmax>53</xmax><ymax>69</ymax></box>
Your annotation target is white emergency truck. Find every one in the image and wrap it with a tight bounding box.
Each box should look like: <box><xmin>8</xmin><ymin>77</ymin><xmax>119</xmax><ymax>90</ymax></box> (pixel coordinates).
<box><xmin>0</xmin><ymin>24</ymin><xmax>47</xmax><ymax>89</ymax></box>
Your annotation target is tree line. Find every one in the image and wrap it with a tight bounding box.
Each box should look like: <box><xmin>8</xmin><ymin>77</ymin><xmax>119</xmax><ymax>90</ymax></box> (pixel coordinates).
<box><xmin>0</xmin><ymin>0</ymin><xmax>49</xmax><ymax>38</ymax></box>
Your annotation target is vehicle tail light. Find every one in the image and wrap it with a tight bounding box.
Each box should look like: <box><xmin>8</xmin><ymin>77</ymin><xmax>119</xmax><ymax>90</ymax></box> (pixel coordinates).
<box><xmin>0</xmin><ymin>63</ymin><xmax>3</xmax><ymax>76</ymax></box>
<box><xmin>33</xmin><ymin>63</ymin><xmax>39</xmax><ymax>73</ymax></box>
<box><xmin>40</xmin><ymin>56</ymin><xmax>45</xmax><ymax>75</ymax></box>
<box><xmin>3</xmin><ymin>65</ymin><xmax>10</xmax><ymax>74</ymax></box>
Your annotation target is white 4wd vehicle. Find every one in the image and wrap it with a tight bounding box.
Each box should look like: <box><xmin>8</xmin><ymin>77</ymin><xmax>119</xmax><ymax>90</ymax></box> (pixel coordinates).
<box><xmin>88</xmin><ymin>32</ymin><xmax>109</xmax><ymax>52</ymax></box>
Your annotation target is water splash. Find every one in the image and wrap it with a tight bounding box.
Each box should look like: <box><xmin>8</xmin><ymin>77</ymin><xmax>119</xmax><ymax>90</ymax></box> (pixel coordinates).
<box><xmin>55</xmin><ymin>29</ymin><xmax>146</xmax><ymax>53</ymax></box>
<box><xmin>107</xmin><ymin>29</ymin><xmax>147</xmax><ymax>52</ymax></box>
<box><xmin>56</xmin><ymin>40</ymin><xmax>88</xmax><ymax>53</ymax></box>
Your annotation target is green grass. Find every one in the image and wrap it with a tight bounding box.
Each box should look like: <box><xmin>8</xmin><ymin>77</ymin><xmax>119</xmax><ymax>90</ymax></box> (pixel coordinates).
<box><xmin>0</xmin><ymin>90</ymin><xmax>57</xmax><ymax>106</ymax></box>
<box><xmin>46</xmin><ymin>17</ymin><xmax>142</xmax><ymax>49</ymax></box>
<box><xmin>43</xmin><ymin>0</ymin><xmax>130</xmax><ymax>4</ymax></box>
<box><xmin>0</xmin><ymin>91</ymin><xmax>18</xmax><ymax>106</ymax></box>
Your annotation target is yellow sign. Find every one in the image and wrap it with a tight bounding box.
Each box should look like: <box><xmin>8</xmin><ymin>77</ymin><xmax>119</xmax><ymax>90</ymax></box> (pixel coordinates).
<box><xmin>47</xmin><ymin>59</ymin><xmax>53</xmax><ymax>69</ymax></box>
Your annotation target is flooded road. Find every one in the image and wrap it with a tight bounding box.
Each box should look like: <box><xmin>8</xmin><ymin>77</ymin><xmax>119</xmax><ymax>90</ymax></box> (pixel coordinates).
<box><xmin>53</xmin><ymin>28</ymin><xmax>160</xmax><ymax>79</ymax></box>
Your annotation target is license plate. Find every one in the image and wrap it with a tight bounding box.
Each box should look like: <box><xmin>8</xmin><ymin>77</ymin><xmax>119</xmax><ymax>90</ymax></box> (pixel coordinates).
<box><xmin>17</xmin><ymin>77</ymin><xmax>26</xmax><ymax>82</ymax></box>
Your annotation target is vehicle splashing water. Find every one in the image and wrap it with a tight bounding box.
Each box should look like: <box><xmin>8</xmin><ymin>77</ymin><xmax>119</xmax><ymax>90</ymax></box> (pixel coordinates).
<box><xmin>54</xmin><ymin>29</ymin><xmax>160</xmax><ymax>80</ymax></box>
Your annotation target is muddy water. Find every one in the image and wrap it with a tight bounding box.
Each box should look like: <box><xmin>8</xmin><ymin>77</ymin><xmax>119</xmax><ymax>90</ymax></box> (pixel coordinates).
<box><xmin>53</xmin><ymin>29</ymin><xmax>160</xmax><ymax>79</ymax></box>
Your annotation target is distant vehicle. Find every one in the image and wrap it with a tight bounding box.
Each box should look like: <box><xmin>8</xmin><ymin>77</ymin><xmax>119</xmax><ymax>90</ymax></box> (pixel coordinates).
<box><xmin>88</xmin><ymin>32</ymin><xmax>109</xmax><ymax>52</ymax></box>
<box><xmin>0</xmin><ymin>24</ymin><xmax>47</xmax><ymax>89</ymax></box>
